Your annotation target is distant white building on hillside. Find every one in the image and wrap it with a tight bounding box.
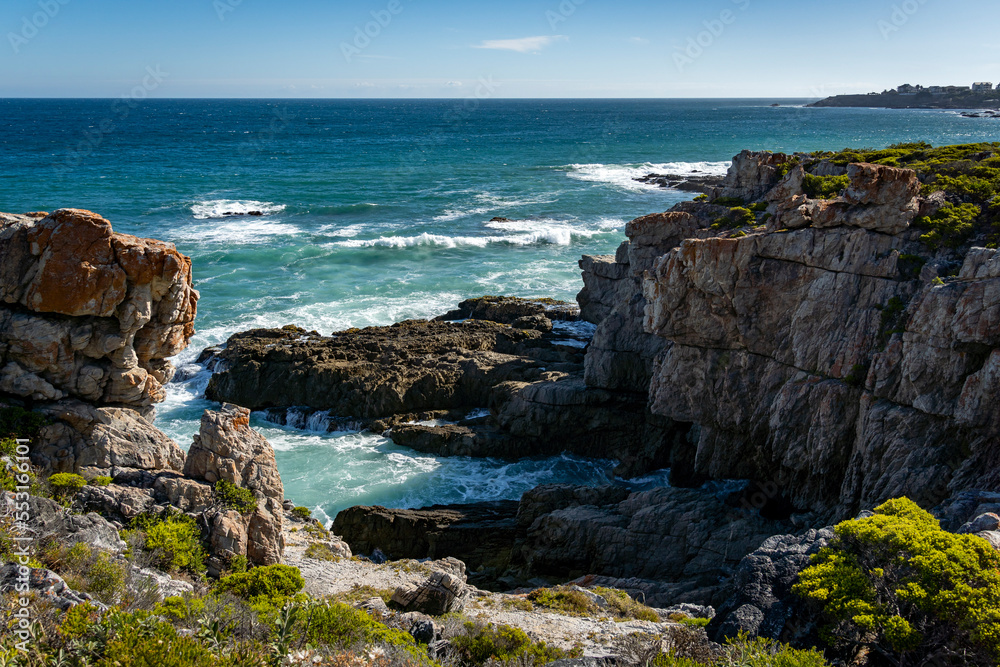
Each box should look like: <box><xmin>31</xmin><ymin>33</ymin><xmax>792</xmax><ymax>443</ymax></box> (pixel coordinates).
<box><xmin>972</xmin><ymin>82</ymin><xmax>994</xmax><ymax>92</ymax></box>
<box><xmin>897</xmin><ymin>84</ymin><xmax>920</xmax><ymax>94</ymax></box>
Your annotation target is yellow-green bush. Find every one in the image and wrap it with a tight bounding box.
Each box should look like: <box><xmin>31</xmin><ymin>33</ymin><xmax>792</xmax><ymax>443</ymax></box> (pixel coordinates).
<box><xmin>794</xmin><ymin>497</ymin><xmax>1000</xmax><ymax>665</ymax></box>
<box><xmin>214</xmin><ymin>479</ymin><xmax>258</xmax><ymax>514</ymax></box>
<box><xmin>802</xmin><ymin>174</ymin><xmax>850</xmax><ymax>200</ymax></box>
<box><xmin>48</xmin><ymin>472</ymin><xmax>86</xmax><ymax>501</ymax></box>
<box><xmin>449</xmin><ymin>620</ymin><xmax>578</xmax><ymax>665</ymax></box>
<box><xmin>915</xmin><ymin>202</ymin><xmax>981</xmax><ymax>250</ymax></box>
<box><xmin>216</xmin><ymin>564</ymin><xmax>305</xmax><ymax>601</ymax></box>
<box><xmin>127</xmin><ymin>513</ymin><xmax>207</xmax><ymax>575</ymax></box>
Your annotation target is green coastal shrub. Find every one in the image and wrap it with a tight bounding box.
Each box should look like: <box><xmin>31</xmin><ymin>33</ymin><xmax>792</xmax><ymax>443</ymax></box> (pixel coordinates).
<box><xmin>216</xmin><ymin>564</ymin><xmax>305</xmax><ymax>601</ymax></box>
<box><xmin>214</xmin><ymin>479</ymin><xmax>258</xmax><ymax>513</ymax></box>
<box><xmin>0</xmin><ymin>406</ymin><xmax>48</xmax><ymax>441</ymax></box>
<box><xmin>305</xmin><ymin>602</ymin><xmax>422</xmax><ymax>655</ymax></box>
<box><xmin>915</xmin><ymin>202</ymin><xmax>981</xmax><ymax>250</ymax></box>
<box><xmin>89</xmin><ymin>475</ymin><xmax>114</xmax><ymax>487</ymax></box>
<box><xmin>291</xmin><ymin>506</ymin><xmax>312</xmax><ymax>521</ymax></box>
<box><xmin>802</xmin><ymin>174</ymin><xmax>850</xmax><ymax>200</ymax></box>
<box><xmin>48</xmin><ymin>472</ymin><xmax>87</xmax><ymax>501</ymax></box>
<box><xmin>449</xmin><ymin>620</ymin><xmax>578</xmax><ymax>665</ymax></box>
<box><xmin>793</xmin><ymin>497</ymin><xmax>1000</xmax><ymax>665</ymax></box>
<box><xmin>126</xmin><ymin>513</ymin><xmax>207</xmax><ymax>575</ymax></box>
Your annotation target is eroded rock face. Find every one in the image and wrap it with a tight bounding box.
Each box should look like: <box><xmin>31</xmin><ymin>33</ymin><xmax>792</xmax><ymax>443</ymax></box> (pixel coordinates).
<box><xmin>184</xmin><ymin>404</ymin><xmax>285</xmax><ymax>567</ymax></box>
<box><xmin>0</xmin><ymin>209</ymin><xmax>198</xmax><ymax>408</ymax></box>
<box><xmin>609</xmin><ymin>157</ymin><xmax>1000</xmax><ymax>519</ymax></box>
<box><xmin>511</xmin><ymin>485</ymin><xmax>791</xmax><ymax>602</ymax></box>
<box><xmin>205</xmin><ymin>321</ymin><xmax>558</xmax><ymax>417</ymax></box>
<box><xmin>31</xmin><ymin>399</ymin><xmax>185</xmax><ymax>475</ymax></box>
<box><xmin>332</xmin><ymin>502</ymin><xmax>519</xmax><ymax>576</ymax></box>
<box><xmin>711</xmin><ymin>150</ymin><xmax>791</xmax><ymax>201</ymax></box>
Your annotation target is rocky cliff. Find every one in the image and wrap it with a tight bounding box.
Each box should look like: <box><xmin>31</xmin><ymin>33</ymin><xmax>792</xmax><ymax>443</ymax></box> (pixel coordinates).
<box><xmin>578</xmin><ymin>150</ymin><xmax>999</xmax><ymax>522</ymax></box>
<box><xmin>0</xmin><ymin>209</ymin><xmax>284</xmax><ymax>568</ymax></box>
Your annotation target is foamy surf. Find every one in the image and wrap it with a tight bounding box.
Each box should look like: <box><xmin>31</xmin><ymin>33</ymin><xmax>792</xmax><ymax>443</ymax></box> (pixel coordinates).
<box><xmin>330</xmin><ymin>222</ymin><xmax>622</xmax><ymax>250</ymax></box>
<box><xmin>433</xmin><ymin>192</ymin><xmax>560</xmax><ymax>222</ymax></box>
<box><xmin>168</xmin><ymin>219</ymin><xmax>302</xmax><ymax>245</ymax></box>
<box><xmin>191</xmin><ymin>199</ymin><xmax>287</xmax><ymax>219</ymax></box>
<box><xmin>563</xmin><ymin>161</ymin><xmax>731</xmax><ymax>191</ymax></box>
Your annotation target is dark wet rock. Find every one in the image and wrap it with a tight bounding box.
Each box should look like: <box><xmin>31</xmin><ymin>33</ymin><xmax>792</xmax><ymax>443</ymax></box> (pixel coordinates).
<box><xmin>333</xmin><ymin>502</ymin><xmax>519</xmax><ymax>575</ymax></box>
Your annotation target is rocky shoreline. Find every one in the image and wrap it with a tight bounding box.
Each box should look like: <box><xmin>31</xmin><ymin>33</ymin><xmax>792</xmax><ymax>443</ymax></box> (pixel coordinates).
<box><xmin>3</xmin><ymin>143</ymin><xmax>1000</xmax><ymax>663</ymax></box>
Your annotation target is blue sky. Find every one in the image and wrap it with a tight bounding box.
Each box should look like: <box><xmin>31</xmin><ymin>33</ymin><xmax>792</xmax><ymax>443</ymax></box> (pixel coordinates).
<box><xmin>1</xmin><ymin>0</ymin><xmax>998</xmax><ymax>98</ymax></box>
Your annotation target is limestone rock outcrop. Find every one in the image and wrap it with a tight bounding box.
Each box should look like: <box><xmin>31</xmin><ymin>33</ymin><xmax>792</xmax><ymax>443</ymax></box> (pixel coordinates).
<box><xmin>0</xmin><ymin>209</ymin><xmax>197</xmax><ymax>408</ymax></box>
<box><xmin>184</xmin><ymin>404</ymin><xmax>285</xmax><ymax>568</ymax></box>
<box><xmin>579</xmin><ymin>154</ymin><xmax>1000</xmax><ymax>521</ymax></box>
<box><xmin>31</xmin><ymin>399</ymin><xmax>185</xmax><ymax>476</ymax></box>
<box><xmin>0</xmin><ymin>210</ymin><xmax>289</xmax><ymax>570</ymax></box>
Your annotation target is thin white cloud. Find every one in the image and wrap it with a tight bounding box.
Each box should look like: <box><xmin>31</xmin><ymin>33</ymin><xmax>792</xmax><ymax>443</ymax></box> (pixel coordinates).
<box><xmin>445</xmin><ymin>81</ymin><xmax>463</xmax><ymax>87</ymax></box>
<box><xmin>629</xmin><ymin>37</ymin><xmax>649</xmax><ymax>44</ymax></box>
<box><xmin>474</xmin><ymin>35</ymin><xmax>567</xmax><ymax>53</ymax></box>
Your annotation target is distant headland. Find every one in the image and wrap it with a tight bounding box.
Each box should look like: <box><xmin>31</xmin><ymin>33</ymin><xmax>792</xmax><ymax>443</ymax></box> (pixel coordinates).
<box><xmin>810</xmin><ymin>82</ymin><xmax>1000</xmax><ymax>110</ymax></box>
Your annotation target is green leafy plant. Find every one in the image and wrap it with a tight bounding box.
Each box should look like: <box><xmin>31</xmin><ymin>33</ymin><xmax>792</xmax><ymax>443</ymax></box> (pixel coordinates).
<box><xmin>793</xmin><ymin>497</ymin><xmax>1000</xmax><ymax>665</ymax></box>
<box><xmin>449</xmin><ymin>620</ymin><xmax>578</xmax><ymax>665</ymax></box>
<box><xmin>216</xmin><ymin>564</ymin><xmax>305</xmax><ymax>602</ymax></box>
<box><xmin>915</xmin><ymin>203</ymin><xmax>981</xmax><ymax>250</ymax></box>
<box><xmin>214</xmin><ymin>479</ymin><xmax>258</xmax><ymax>514</ymax></box>
<box><xmin>88</xmin><ymin>475</ymin><xmax>113</xmax><ymax>487</ymax></box>
<box><xmin>48</xmin><ymin>472</ymin><xmax>87</xmax><ymax>502</ymax></box>
<box><xmin>291</xmin><ymin>506</ymin><xmax>312</xmax><ymax>521</ymax></box>
<box><xmin>803</xmin><ymin>174</ymin><xmax>850</xmax><ymax>200</ymax></box>
<box><xmin>128</xmin><ymin>513</ymin><xmax>207</xmax><ymax>575</ymax></box>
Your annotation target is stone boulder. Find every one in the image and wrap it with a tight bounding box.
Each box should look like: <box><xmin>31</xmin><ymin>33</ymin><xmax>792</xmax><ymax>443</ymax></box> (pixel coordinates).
<box><xmin>708</xmin><ymin>529</ymin><xmax>832</xmax><ymax>644</ymax></box>
<box><xmin>6</xmin><ymin>492</ymin><xmax>126</xmax><ymax>553</ymax></box>
<box><xmin>391</xmin><ymin>558</ymin><xmax>468</xmax><ymax>616</ymax></box>
<box><xmin>183</xmin><ymin>404</ymin><xmax>285</xmax><ymax>567</ymax></box>
<box><xmin>31</xmin><ymin>399</ymin><xmax>185</xmax><ymax>475</ymax></box>
<box><xmin>0</xmin><ymin>563</ymin><xmax>100</xmax><ymax>610</ymax></box>
<box><xmin>0</xmin><ymin>209</ymin><xmax>197</xmax><ymax>409</ymax></box>
<box><xmin>333</xmin><ymin>502</ymin><xmax>519</xmax><ymax>574</ymax></box>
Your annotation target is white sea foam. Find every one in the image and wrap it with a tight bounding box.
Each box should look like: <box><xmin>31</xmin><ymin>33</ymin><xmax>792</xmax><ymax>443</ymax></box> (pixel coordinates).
<box><xmin>331</xmin><ymin>218</ymin><xmax>623</xmax><ymax>250</ymax></box>
<box><xmin>433</xmin><ymin>192</ymin><xmax>559</xmax><ymax>222</ymax></box>
<box><xmin>563</xmin><ymin>161</ymin><xmax>731</xmax><ymax>192</ymax></box>
<box><xmin>191</xmin><ymin>199</ymin><xmax>287</xmax><ymax>219</ymax></box>
<box><xmin>169</xmin><ymin>219</ymin><xmax>302</xmax><ymax>245</ymax></box>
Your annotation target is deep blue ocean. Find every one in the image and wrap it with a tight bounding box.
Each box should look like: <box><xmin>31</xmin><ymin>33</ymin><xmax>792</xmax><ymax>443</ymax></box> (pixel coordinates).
<box><xmin>2</xmin><ymin>98</ymin><xmax>997</xmax><ymax>521</ymax></box>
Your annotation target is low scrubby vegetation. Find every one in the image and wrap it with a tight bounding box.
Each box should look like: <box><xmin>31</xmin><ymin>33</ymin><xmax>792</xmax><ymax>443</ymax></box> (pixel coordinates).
<box><xmin>526</xmin><ymin>585</ymin><xmax>660</xmax><ymax>622</ymax></box>
<box><xmin>809</xmin><ymin>142</ymin><xmax>1000</xmax><ymax>249</ymax></box>
<box><xmin>214</xmin><ymin>479</ymin><xmax>259</xmax><ymax>514</ymax></box>
<box><xmin>794</xmin><ymin>497</ymin><xmax>1000</xmax><ymax>666</ymax></box>
<box><xmin>123</xmin><ymin>513</ymin><xmax>207</xmax><ymax>576</ymax></box>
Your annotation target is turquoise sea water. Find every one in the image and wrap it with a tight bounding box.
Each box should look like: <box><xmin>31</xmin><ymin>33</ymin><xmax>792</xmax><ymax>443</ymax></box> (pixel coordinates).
<box><xmin>2</xmin><ymin>99</ymin><xmax>998</xmax><ymax>521</ymax></box>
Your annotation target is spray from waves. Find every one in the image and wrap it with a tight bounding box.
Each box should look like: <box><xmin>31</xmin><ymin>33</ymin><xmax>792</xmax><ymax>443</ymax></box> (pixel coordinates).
<box><xmin>562</xmin><ymin>161</ymin><xmax>731</xmax><ymax>192</ymax></box>
<box><xmin>329</xmin><ymin>220</ymin><xmax>623</xmax><ymax>250</ymax></box>
<box><xmin>167</xmin><ymin>219</ymin><xmax>303</xmax><ymax>246</ymax></box>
